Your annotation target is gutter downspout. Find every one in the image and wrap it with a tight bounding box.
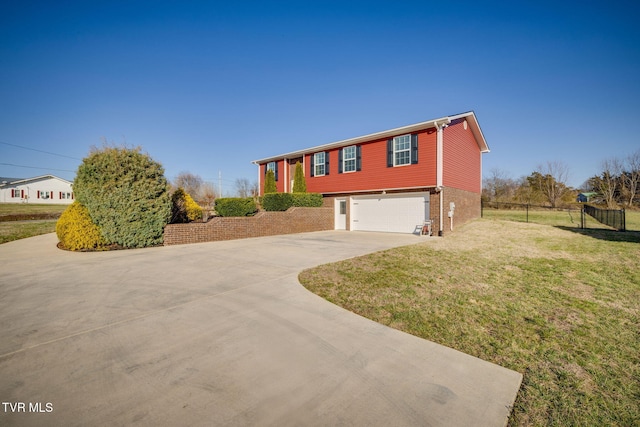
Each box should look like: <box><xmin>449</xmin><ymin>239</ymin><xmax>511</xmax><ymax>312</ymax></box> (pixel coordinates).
<box><xmin>435</xmin><ymin>119</ymin><xmax>450</xmax><ymax>236</ymax></box>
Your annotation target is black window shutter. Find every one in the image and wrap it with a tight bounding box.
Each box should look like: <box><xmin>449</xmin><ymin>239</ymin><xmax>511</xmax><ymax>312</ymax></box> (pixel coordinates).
<box><xmin>356</xmin><ymin>145</ymin><xmax>362</xmax><ymax>171</ymax></box>
<box><xmin>411</xmin><ymin>134</ymin><xmax>418</xmax><ymax>164</ymax></box>
<box><xmin>387</xmin><ymin>139</ymin><xmax>394</xmax><ymax>167</ymax></box>
<box><xmin>274</xmin><ymin>162</ymin><xmax>279</xmax><ymax>181</ymax></box>
<box><xmin>310</xmin><ymin>154</ymin><xmax>315</xmax><ymax>177</ymax></box>
<box><xmin>338</xmin><ymin>149</ymin><xmax>343</xmax><ymax>174</ymax></box>
<box><xmin>325</xmin><ymin>151</ymin><xmax>330</xmax><ymax>175</ymax></box>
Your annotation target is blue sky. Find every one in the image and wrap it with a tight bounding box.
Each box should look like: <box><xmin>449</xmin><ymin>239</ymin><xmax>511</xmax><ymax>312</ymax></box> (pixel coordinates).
<box><xmin>1</xmin><ymin>0</ymin><xmax>639</xmax><ymax>192</ymax></box>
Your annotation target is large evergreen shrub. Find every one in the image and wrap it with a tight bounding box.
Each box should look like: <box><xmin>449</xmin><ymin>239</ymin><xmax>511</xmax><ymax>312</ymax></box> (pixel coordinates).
<box><xmin>215</xmin><ymin>198</ymin><xmax>258</xmax><ymax>217</ymax></box>
<box><xmin>74</xmin><ymin>146</ymin><xmax>171</xmax><ymax>248</ymax></box>
<box><xmin>56</xmin><ymin>201</ymin><xmax>109</xmax><ymax>251</ymax></box>
<box><xmin>264</xmin><ymin>169</ymin><xmax>277</xmax><ymax>194</ymax></box>
<box><xmin>292</xmin><ymin>162</ymin><xmax>307</xmax><ymax>193</ymax></box>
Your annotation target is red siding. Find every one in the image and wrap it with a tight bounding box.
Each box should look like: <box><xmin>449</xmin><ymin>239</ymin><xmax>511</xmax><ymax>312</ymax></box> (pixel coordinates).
<box><xmin>300</xmin><ymin>129</ymin><xmax>437</xmax><ymax>194</ymax></box>
<box><xmin>260</xmin><ymin>160</ymin><xmax>286</xmax><ymax>194</ymax></box>
<box><xmin>443</xmin><ymin>119</ymin><xmax>482</xmax><ymax>193</ymax></box>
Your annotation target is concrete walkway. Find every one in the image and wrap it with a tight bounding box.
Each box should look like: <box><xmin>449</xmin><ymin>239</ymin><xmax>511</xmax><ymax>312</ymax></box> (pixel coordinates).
<box><xmin>0</xmin><ymin>231</ymin><xmax>522</xmax><ymax>426</ymax></box>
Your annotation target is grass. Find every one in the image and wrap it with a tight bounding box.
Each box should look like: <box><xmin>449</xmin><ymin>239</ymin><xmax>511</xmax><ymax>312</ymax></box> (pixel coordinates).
<box><xmin>0</xmin><ymin>220</ymin><xmax>58</xmax><ymax>244</ymax></box>
<box><xmin>299</xmin><ymin>211</ymin><xmax>640</xmax><ymax>426</ymax></box>
<box><xmin>0</xmin><ymin>203</ymin><xmax>68</xmax><ymax>215</ymax></box>
<box><xmin>0</xmin><ymin>204</ymin><xmax>67</xmax><ymax>244</ymax></box>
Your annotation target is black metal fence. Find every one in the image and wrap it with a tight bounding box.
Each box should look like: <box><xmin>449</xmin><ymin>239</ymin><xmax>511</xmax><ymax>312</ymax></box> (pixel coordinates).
<box><xmin>481</xmin><ymin>201</ymin><xmax>581</xmax><ymax>226</ymax></box>
<box><xmin>582</xmin><ymin>205</ymin><xmax>626</xmax><ymax>231</ymax></box>
<box><xmin>481</xmin><ymin>201</ymin><xmax>627</xmax><ymax>231</ymax></box>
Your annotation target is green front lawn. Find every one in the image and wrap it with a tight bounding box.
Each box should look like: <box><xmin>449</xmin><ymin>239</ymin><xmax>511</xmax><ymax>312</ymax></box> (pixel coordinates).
<box><xmin>0</xmin><ymin>203</ymin><xmax>68</xmax><ymax>216</ymax></box>
<box><xmin>300</xmin><ymin>215</ymin><xmax>640</xmax><ymax>426</ymax></box>
<box><xmin>0</xmin><ymin>220</ymin><xmax>57</xmax><ymax>244</ymax></box>
<box><xmin>0</xmin><ymin>204</ymin><xmax>67</xmax><ymax>244</ymax></box>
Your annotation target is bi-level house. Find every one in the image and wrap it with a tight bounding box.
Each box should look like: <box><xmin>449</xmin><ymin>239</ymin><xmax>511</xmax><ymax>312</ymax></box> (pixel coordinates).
<box><xmin>252</xmin><ymin>111</ymin><xmax>489</xmax><ymax>236</ymax></box>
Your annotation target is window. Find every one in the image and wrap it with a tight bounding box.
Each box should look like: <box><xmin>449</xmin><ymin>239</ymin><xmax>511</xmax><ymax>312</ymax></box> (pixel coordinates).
<box><xmin>338</xmin><ymin>145</ymin><xmax>361</xmax><ymax>173</ymax></box>
<box><xmin>387</xmin><ymin>134</ymin><xmax>418</xmax><ymax>167</ymax></box>
<box><xmin>266</xmin><ymin>161</ymin><xmax>278</xmax><ymax>181</ymax></box>
<box><xmin>266</xmin><ymin>162</ymin><xmax>275</xmax><ymax>172</ymax></box>
<box><xmin>314</xmin><ymin>152</ymin><xmax>325</xmax><ymax>176</ymax></box>
<box><xmin>311</xmin><ymin>152</ymin><xmax>329</xmax><ymax>177</ymax></box>
<box><xmin>343</xmin><ymin>146</ymin><xmax>356</xmax><ymax>172</ymax></box>
<box><xmin>394</xmin><ymin>135</ymin><xmax>411</xmax><ymax>166</ymax></box>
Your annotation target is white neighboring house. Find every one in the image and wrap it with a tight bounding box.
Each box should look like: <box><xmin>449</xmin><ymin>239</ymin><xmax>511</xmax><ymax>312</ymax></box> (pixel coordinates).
<box><xmin>0</xmin><ymin>175</ymin><xmax>74</xmax><ymax>204</ymax></box>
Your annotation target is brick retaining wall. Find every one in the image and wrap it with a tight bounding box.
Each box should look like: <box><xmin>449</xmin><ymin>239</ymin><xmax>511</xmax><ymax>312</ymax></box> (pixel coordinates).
<box><xmin>164</xmin><ymin>207</ymin><xmax>334</xmax><ymax>246</ymax></box>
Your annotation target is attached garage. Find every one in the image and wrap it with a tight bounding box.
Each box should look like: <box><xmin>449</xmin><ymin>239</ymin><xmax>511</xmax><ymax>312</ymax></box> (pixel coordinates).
<box><xmin>350</xmin><ymin>192</ymin><xmax>430</xmax><ymax>233</ymax></box>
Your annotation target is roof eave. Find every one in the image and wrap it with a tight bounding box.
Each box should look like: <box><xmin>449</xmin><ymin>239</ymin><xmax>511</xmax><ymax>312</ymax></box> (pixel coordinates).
<box><xmin>252</xmin><ymin>115</ymin><xmax>455</xmax><ymax>164</ymax></box>
<box><xmin>252</xmin><ymin>111</ymin><xmax>490</xmax><ymax>164</ymax></box>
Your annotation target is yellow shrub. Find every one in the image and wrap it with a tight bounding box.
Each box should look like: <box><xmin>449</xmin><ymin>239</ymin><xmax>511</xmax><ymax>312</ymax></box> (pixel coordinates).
<box><xmin>56</xmin><ymin>201</ymin><xmax>108</xmax><ymax>251</ymax></box>
<box><xmin>184</xmin><ymin>192</ymin><xmax>203</xmax><ymax>221</ymax></box>
<box><xmin>171</xmin><ymin>188</ymin><xmax>203</xmax><ymax>223</ymax></box>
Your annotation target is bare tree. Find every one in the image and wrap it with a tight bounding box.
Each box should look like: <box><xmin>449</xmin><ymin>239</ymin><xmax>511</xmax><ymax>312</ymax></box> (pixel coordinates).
<box><xmin>235</xmin><ymin>178</ymin><xmax>259</xmax><ymax>198</ymax></box>
<box><xmin>532</xmin><ymin>161</ymin><xmax>572</xmax><ymax>208</ymax></box>
<box><xmin>622</xmin><ymin>149</ymin><xmax>640</xmax><ymax>207</ymax></box>
<box><xmin>173</xmin><ymin>172</ymin><xmax>204</xmax><ymax>199</ymax></box>
<box><xmin>590</xmin><ymin>158</ymin><xmax>622</xmax><ymax>208</ymax></box>
<box><xmin>483</xmin><ymin>168</ymin><xmax>517</xmax><ymax>203</ymax></box>
<box><xmin>199</xmin><ymin>182</ymin><xmax>217</xmax><ymax>207</ymax></box>
<box><xmin>235</xmin><ymin>178</ymin><xmax>250</xmax><ymax>198</ymax></box>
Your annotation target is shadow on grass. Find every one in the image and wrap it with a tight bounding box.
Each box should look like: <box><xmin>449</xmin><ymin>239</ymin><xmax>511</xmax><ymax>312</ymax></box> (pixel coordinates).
<box><xmin>555</xmin><ymin>226</ymin><xmax>640</xmax><ymax>243</ymax></box>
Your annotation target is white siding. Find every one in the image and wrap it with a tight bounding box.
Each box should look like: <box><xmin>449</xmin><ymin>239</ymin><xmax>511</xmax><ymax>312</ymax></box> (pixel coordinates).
<box><xmin>0</xmin><ymin>175</ymin><xmax>74</xmax><ymax>204</ymax></box>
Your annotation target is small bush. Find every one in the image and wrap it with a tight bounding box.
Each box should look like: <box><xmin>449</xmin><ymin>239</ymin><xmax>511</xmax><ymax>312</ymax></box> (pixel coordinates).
<box><xmin>215</xmin><ymin>198</ymin><xmax>258</xmax><ymax>217</ymax></box>
<box><xmin>292</xmin><ymin>193</ymin><xmax>323</xmax><ymax>207</ymax></box>
<box><xmin>262</xmin><ymin>193</ymin><xmax>323</xmax><ymax>211</ymax></box>
<box><xmin>262</xmin><ymin>193</ymin><xmax>293</xmax><ymax>211</ymax></box>
<box><xmin>56</xmin><ymin>202</ymin><xmax>108</xmax><ymax>251</ymax></box>
<box><xmin>171</xmin><ymin>188</ymin><xmax>203</xmax><ymax>223</ymax></box>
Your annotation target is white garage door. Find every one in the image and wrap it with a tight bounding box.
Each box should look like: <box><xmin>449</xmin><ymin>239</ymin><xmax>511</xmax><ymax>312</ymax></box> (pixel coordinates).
<box><xmin>351</xmin><ymin>193</ymin><xmax>430</xmax><ymax>233</ymax></box>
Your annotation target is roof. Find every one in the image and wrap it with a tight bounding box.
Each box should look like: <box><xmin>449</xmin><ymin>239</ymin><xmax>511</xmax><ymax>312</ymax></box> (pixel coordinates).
<box><xmin>252</xmin><ymin>111</ymin><xmax>489</xmax><ymax>164</ymax></box>
<box><xmin>0</xmin><ymin>174</ymin><xmax>72</xmax><ymax>187</ymax></box>
<box><xmin>0</xmin><ymin>177</ymin><xmax>23</xmax><ymax>185</ymax></box>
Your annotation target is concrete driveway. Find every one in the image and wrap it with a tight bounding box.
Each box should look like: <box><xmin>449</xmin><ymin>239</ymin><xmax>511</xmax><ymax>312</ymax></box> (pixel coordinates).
<box><xmin>0</xmin><ymin>231</ymin><xmax>522</xmax><ymax>426</ymax></box>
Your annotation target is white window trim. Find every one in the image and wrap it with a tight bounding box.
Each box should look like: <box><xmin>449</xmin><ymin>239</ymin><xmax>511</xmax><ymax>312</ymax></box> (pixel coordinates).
<box><xmin>393</xmin><ymin>134</ymin><xmax>411</xmax><ymax>167</ymax></box>
<box><xmin>343</xmin><ymin>145</ymin><xmax>357</xmax><ymax>173</ymax></box>
<box><xmin>314</xmin><ymin>152</ymin><xmax>326</xmax><ymax>176</ymax></box>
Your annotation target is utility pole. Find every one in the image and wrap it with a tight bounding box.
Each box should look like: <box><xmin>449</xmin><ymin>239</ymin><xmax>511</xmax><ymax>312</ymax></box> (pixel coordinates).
<box><xmin>218</xmin><ymin>171</ymin><xmax>222</xmax><ymax>197</ymax></box>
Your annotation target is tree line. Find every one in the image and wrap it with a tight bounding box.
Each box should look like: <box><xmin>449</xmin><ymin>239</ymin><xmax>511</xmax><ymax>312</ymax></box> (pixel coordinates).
<box><xmin>483</xmin><ymin>150</ymin><xmax>640</xmax><ymax>209</ymax></box>
<box><xmin>172</xmin><ymin>171</ymin><xmax>259</xmax><ymax>206</ymax></box>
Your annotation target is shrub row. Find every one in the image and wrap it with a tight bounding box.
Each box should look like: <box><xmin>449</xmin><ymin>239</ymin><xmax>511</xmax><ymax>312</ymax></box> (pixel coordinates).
<box><xmin>262</xmin><ymin>193</ymin><xmax>323</xmax><ymax>211</ymax></box>
<box><xmin>214</xmin><ymin>194</ymin><xmax>324</xmax><ymax>216</ymax></box>
<box><xmin>215</xmin><ymin>198</ymin><xmax>258</xmax><ymax>217</ymax></box>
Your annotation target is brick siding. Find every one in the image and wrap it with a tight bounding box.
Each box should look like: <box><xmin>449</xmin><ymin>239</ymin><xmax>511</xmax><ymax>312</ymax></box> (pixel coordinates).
<box><xmin>164</xmin><ymin>207</ymin><xmax>334</xmax><ymax>246</ymax></box>
<box><xmin>440</xmin><ymin>186</ymin><xmax>481</xmax><ymax>236</ymax></box>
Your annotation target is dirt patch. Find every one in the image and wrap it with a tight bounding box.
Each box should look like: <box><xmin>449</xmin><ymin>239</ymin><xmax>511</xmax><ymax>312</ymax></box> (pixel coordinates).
<box><xmin>0</xmin><ymin>213</ymin><xmax>62</xmax><ymax>222</ymax></box>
